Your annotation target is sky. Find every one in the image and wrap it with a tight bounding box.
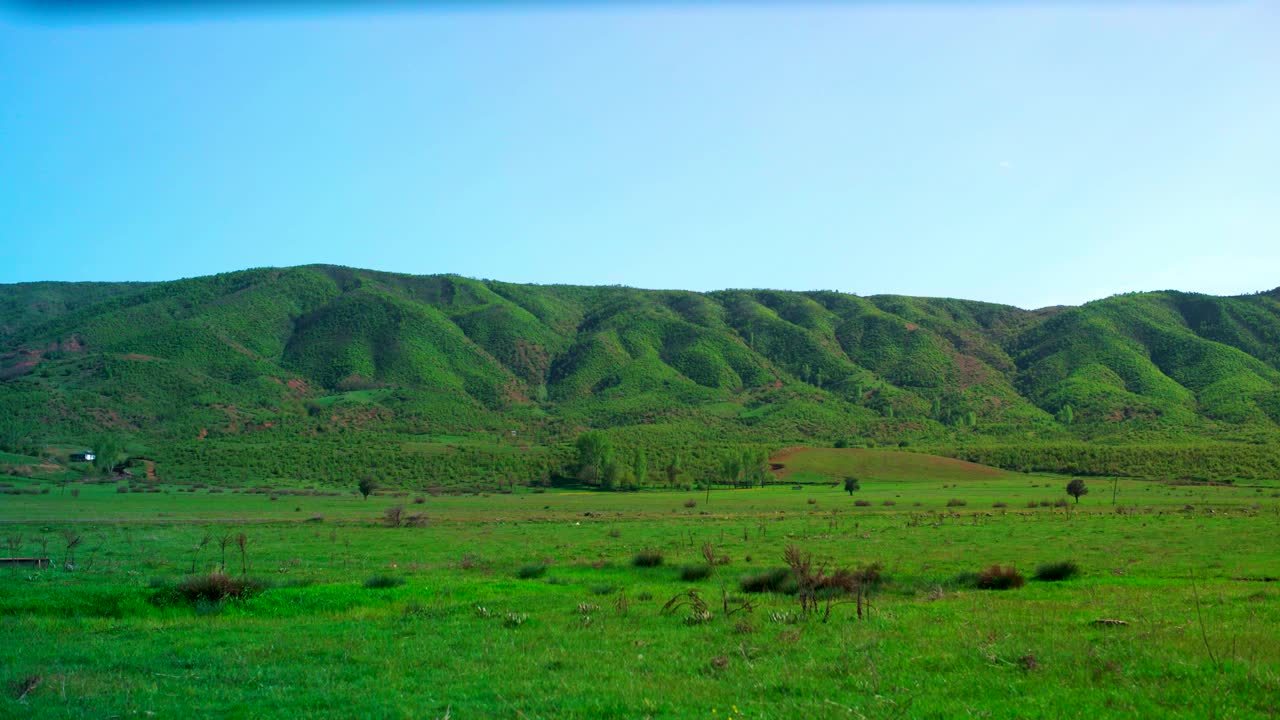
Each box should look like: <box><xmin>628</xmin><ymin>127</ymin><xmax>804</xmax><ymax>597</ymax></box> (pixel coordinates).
<box><xmin>1</xmin><ymin>1</ymin><xmax>1277</xmax><ymax>309</ymax></box>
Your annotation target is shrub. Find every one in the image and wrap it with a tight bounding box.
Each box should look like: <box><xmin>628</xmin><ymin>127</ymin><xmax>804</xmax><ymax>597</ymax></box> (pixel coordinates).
<box><xmin>976</xmin><ymin>564</ymin><xmax>1025</xmax><ymax>590</ymax></box>
<box><xmin>882</xmin><ymin>500</ymin><xmax>896</xmax><ymax>506</ymax></box>
<box><xmin>683</xmin><ymin>499</ymin><xmax>697</xmax><ymax>509</ymax></box>
<box><xmin>383</xmin><ymin>505</ymin><xmax>405</xmax><ymax>528</ymax></box>
<box><xmin>740</xmin><ymin>567</ymin><xmax>796</xmax><ymax>594</ymax></box>
<box><xmin>516</xmin><ymin>564</ymin><xmax>547</xmax><ymax>579</ymax></box>
<box><xmin>364</xmin><ymin>574</ymin><xmax>405</xmax><ymax>589</ymax></box>
<box><xmin>633</xmin><ymin>549</ymin><xmax>664</xmax><ymax>567</ymax></box>
<box><xmin>854</xmin><ymin>499</ymin><xmax>872</xmax><ymax>507</ymax></box>
<box><xmin>807</xmin><ymin>498</ymin><xmax>817</xmax><ymax>505</ymax></box>
<box><xmin>458</xmin><ymin>553</ymin><xmax>486</xmax><ymax>570</ymax></box>
<box><xmin>992</xmin><ymin>501</ymin><xmax>1008</xmax><ymax>508</ymax></box>
<box><xmin>1034</xmin><ymin>561</ymin><xmax>1080</xmax><ymax>581</ymax></box>
<box><xmin>169</xmin><ymin>572</ymin><xmax>265</xmax><ymax>604</ymax></box>
<box><xmin>946</xmin><ymin>498</ymin><xmax>968</xmax><ymax>507</ymax></box>
<box><xmin>680</xmin><ymin>564</ymin><xmax>714</xmax><ymax>581</ymax></box>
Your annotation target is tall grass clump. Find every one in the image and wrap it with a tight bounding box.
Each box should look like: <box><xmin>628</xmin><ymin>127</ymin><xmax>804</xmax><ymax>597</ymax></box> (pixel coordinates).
<box><xmin>363</xmin><ymin>574</ymin><xmax>406</xmax><ymax>589</ymax></box>
<box><xmin>975</xmin><ymin>565</ymin><xmax>1025</xmax><ymax>590</ymax></box>
<box><xmin>680</xmin><ymin>564</ymin><xmax>714</xmax><ymax>581</ymax></box>
<box><xmin>160</xmin><ymin>572</ymin><xmax>266</xmax><ymax>606</ymax></box>
<box><xmin>633</xmin><ymin>549</ymin><xmax>664</xmax><ymax>567</ymax></box>
<box><xmin>740</xmin><ymin>567</ymin><xmax>796</xmax><ymax>594</ymax></box>
<box><xmin>1034</xmin><ymin>561</ymin><xmax>1080</xmax><ymax>581</ymax></box>
<box><xmin>516</xmin><ymin>563</ymin><xmax>547</xmax><ymax>579</ymax></box>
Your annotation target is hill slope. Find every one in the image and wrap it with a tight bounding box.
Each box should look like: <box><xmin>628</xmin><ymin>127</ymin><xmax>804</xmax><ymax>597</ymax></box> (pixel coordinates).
<box><xmin>2</xmin><ymin>266</ymin><xmax>1278</xmax><ymax>483</ymax></box>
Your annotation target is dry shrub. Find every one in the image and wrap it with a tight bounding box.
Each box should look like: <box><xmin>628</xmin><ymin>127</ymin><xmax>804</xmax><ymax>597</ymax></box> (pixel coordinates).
<box><xmin>172</xmin><ymin>572</ymin><xmax>265</xmax><ymax>604</ymax></box>
<box><xmin>976</xmin><ymin>564</ymin><xmax>1025</xmax><ymax>590</ymax></box>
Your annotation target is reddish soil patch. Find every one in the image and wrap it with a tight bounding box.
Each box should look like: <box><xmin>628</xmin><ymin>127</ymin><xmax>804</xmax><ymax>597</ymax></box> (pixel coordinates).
<box><xmin>952</xmin><ymin>353</ymin><xmax>989</xmax><ymax>389</ymax></box>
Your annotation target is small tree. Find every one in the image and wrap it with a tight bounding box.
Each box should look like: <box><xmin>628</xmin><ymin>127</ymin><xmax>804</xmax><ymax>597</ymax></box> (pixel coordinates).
<box><xmin>575</xmin><ymin>431</ymin><xmax>614</xmax><ymax>487</ymax></box>
<box><xmin>665</xmin><ymin>453</ymin><xmax>682</xmax><ymax>488</ymax></box>
<box><xmin>1066</xmin><ymin>478</ymin><xmax>1088</xmax><ymax>504</ymax></box>
<box><xmin>844</xmin><ymin>477</ymin><xmax>861</xmax><ymax>495</ymax></box>
<box><xmin>358</xmin><ymin>476</ymin><xmax>377</xmax><ymax>500</ymax></box>
<box><xmin>1057</xmin><ymin>404</ymin><xmax>1075</xmax><ymax>424</ymax></box>
<box><xmin>384</xmin><ymin>505</ymin><xmax>405</xmax><ymax>528</ymax></box>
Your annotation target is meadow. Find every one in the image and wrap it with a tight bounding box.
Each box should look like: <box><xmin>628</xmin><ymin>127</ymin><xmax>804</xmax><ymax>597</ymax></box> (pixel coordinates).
<box><xmin>2</xmin><ymin>453</ymin><xmax>1279</xmax><ymax>719</ymax></box>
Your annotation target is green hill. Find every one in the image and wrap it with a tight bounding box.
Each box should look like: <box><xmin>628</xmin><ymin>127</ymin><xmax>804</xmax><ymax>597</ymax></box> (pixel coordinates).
<box><xmin>2</xmin><ymin>265</ymin><xmax>1278</xmax><ymax>485</ymax></box>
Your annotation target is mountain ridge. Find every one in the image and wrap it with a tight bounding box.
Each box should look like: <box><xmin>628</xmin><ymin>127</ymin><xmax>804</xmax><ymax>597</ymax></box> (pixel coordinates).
<box><xmin>2</xmin><ymin>265</ymin><xmax>1278</xmax><ymax>484</ymax></box>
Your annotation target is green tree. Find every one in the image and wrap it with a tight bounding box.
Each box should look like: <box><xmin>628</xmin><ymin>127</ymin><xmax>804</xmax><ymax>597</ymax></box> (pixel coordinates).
<box><xmin>1057</xmin><ymin>404</ymin><xmax>1075</xmax><ymax>424</ymax></box>
<box><xmin>358</xmin><ymin>476</ymin><xmax>377</xmax><ymax>500</ymax></box>
<box><xmin>633</xmin><ymin>449</ymin><xmax>648</xmax><ymax>488</ymax></box>
<box><xmin>1066</xmin><ymin>478</ymin><xmax>1088</xmax><ymax>504</ymax></box>
<box><xmin>719</xmin><ymin>452</ymin><xmax>742</xmax><ymax>488</ymax></box>
<box><xmin>92</xmin><ymin>435</ymin><xmax>123</xmax><ymax>475</ymax></box>
<box><xmin>575</xmin><ymin>431</ymin><xmax>614</xmax><ymax>487</ymax></box>
<box><xmin>843</xmin><ymin>477</ymin><xmax>861</xmax><ymax>495</ymax></box>
<box><xmin>665</xmin><ymin>453</ymin><xmax>682</xmax><ymax>488</ymax></box>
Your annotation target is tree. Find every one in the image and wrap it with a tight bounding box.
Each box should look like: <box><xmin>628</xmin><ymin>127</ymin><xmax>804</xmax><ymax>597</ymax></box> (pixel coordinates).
<box><xmin>665</xmin><ymin>453</ymin><xmax>682</xmax><ymax>488</ymax></box>
<box><xmin>632</xmin><ymin>449</ymin><xmax>647</xmax><ymax>488</ymax></box>
<box><xmin>92</xmin><ymin>435</ymin><xmax>123</xmax><ymax>475</ymax></box>
<box><xmin>719</xmin><ymin>452</ymin><xmax>742</xmax><ymax>488</ymax></box>
<box><xmin>741</xmin><ymin>448</ymin><xmax>768</xmax><ymax>487</ymax></box>
<box><xmin>1057</xmin><ymin>404</ymin><xmax>1075</xmax><ymax>424</ymax></box>
<box><xmin>844</xmin><ymin>477</ymin><xmax>861</xmax><ymax>495</ymax></box>
<box><xmin>358</xmin><ymin>476</ymin><xmax>377</xmax><ymax>500</ymax></box>
<box><xmin>1066</xmin><ymin>478</ymin><xmax>1088</xmax><ymax>504</ymax></box>
<box><xmin>575</xmin><ymin>431</ymin><xmax>614</xmax><ymax>487</ymax></box>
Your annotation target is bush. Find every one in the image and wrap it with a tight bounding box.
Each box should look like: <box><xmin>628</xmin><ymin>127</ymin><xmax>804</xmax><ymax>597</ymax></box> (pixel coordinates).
<box><xmin>854</xmin><ymin>499</ymin><xmax>872</xmax><ymax>507</ymax></box>
<box><xmin>680</xmin><ymin>564</ymin><xmax>714</xmax><ymax>581</ymax></box>
<box><xmin>363</xmin><ymin>574</ymin><xmax>405</xmax><ymax>589</ymax></box>
<box><xmin>992</xmin><ymin>501</ymin><xmax>1008</xmax><ymax>508</ymax></box>
<box><xmin>946</xmin><ymin>498</ymin><xmax>968</xmax><ymax>507</ymax></box>
<box><xmin>167</xmin><ymin>572</ymin><xmax>265</xmax><ymax>604</ymax></box>
<box><xmin>683</xmin><ymin>499</ymin><xmax>697</xmax><ymax>509</ymax></box>
<box><xmin>882</xmin><ymin>500</ymin><xmax>896</xmax><ymax>506</ymax></box>
<box><xmin>976</xmin><ymin>564</ymin><xmax>1025</xmax><ymax>590</ymax></box>
<box><xmin>1034</xmin><ymin>561</ymin><xmax>1080</xmax><ymax>582</ymax></box>
<box><xmin>740</xmin><ymin>567</ymin><xmax>796</xmax><ymax>594</ymax></box>
<box><xmin>633</xmin><ymin>550</ymin><xmax>664</xmax><ymax>567</ymax></box>
<box><xmin>516</xmin><ymin>564</ymin><xmax>547</xmax><ymax>579</ymax></box>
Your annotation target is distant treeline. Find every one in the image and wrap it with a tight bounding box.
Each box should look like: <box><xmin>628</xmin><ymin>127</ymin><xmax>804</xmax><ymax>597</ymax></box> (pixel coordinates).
<box><xmin>935</xmin><ymin>442</ymin><xmax>1280</xmax><ymax>482</ymax></box>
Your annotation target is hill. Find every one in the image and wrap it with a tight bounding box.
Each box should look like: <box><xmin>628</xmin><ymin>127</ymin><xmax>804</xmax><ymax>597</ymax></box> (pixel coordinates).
<box><xmin>2</xmin><ymin>265</ymin><xmax>1279</xmax><ymax>485</ymax></box>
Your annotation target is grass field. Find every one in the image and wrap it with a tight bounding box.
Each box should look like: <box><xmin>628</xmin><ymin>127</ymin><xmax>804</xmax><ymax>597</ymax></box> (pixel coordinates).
<box><xmin>2</xmin><ymin>457</ymin><xmax>1278</xmax><ymax>719</ymax></box>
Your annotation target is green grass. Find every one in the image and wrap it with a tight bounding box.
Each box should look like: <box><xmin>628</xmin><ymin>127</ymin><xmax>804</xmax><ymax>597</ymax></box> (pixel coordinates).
<box><xmin>1</xmin><ymin>473</ymin><xmax>1277</xmax><ymax>719</ymax></box>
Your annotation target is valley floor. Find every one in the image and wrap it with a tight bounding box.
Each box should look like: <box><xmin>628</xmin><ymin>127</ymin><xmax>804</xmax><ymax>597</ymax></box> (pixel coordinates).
<box><xmin>2</xmin><ymin>476</ymin><xmax>1278</xmax><ymax>719</ymax></box>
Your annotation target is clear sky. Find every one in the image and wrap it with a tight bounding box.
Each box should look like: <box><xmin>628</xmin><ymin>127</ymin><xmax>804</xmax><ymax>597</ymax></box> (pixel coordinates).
<box><xmin>1</xmin><ymin>1</ymin><xmax>1277</xmax><ymax>308</ymax></box>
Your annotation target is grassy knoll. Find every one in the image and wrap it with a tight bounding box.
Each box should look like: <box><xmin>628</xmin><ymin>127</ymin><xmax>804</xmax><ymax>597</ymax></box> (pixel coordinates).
<box><xmin>2</xmin><ymin>470</ymin><xmax>1278</xmax><ymax>719</ymax></box>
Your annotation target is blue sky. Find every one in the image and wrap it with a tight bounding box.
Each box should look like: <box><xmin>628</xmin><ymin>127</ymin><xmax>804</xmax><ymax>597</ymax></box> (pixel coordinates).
<box><xmin>2</xmin><ymin>2</ymin><xmax>1277</xmax><ymax>308</ymax></box>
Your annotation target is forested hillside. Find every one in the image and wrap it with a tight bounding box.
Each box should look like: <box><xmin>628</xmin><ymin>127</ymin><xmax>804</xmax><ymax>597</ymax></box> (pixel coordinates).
<box><xmin>2</xmin><ymin>265</ymin><xmax>1278</xmax><ymax>485</ymax></box>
